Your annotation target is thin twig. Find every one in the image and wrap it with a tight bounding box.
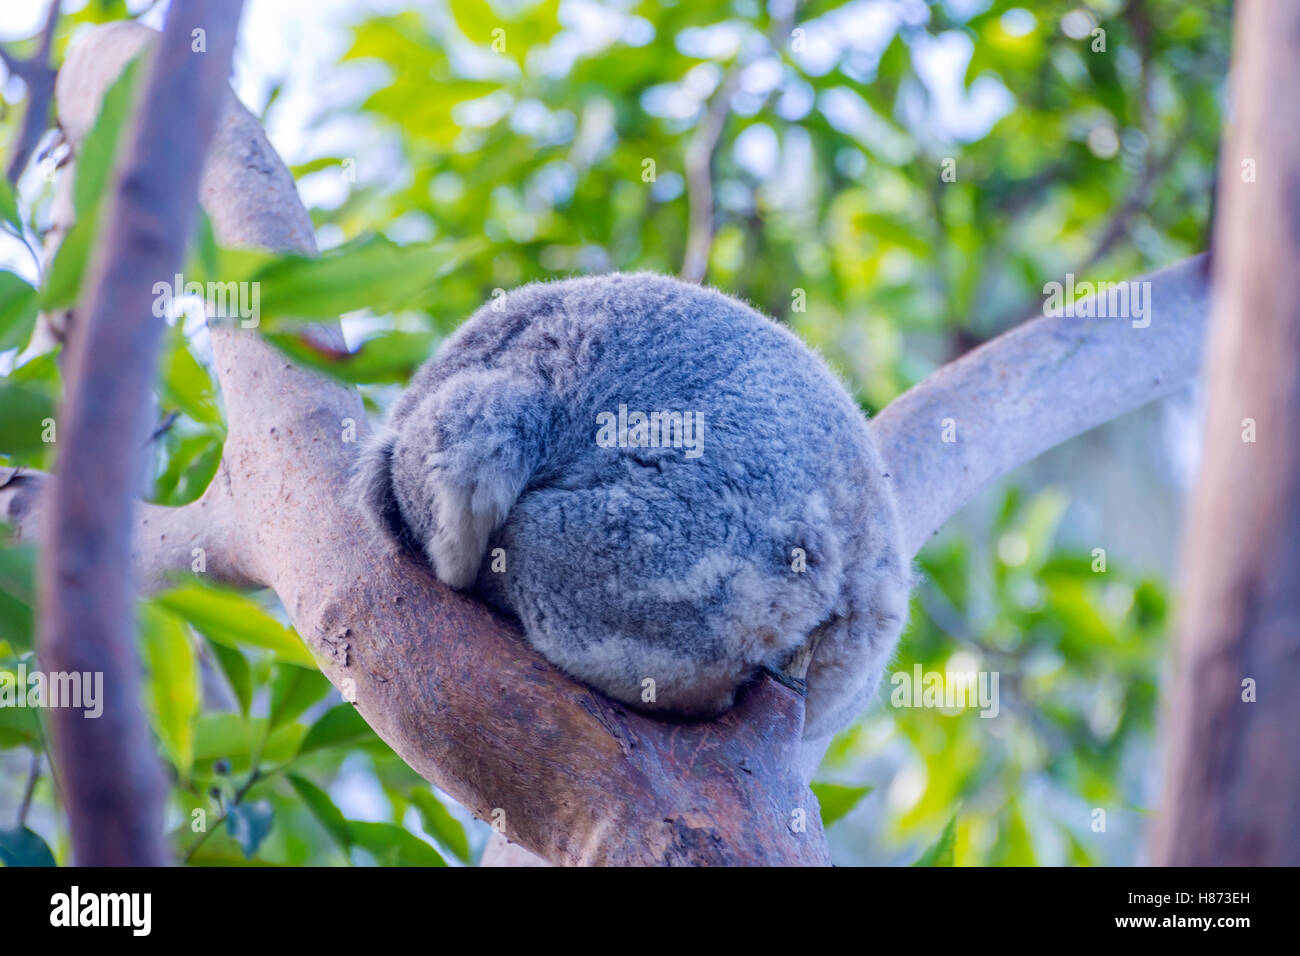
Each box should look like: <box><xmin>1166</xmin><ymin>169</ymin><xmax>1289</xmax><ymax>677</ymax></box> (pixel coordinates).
<box><xmin>681</xmin><ymin>2</ymin><xmax>799</xmax><ymax>283</ymax></box>
<box><xmin>681</xmin><ymin>69</ymin><xmax>743</xmax><ymax>284</ymax></box>
<box><xmin>145</xmin><ymin>410</ymin><xmax>181</xmax><ymax>446</ymax></box>
<box><xmin>16</xmin><ymin>751</ymin><xmax>41</xmax><ymax>826</ymax></box>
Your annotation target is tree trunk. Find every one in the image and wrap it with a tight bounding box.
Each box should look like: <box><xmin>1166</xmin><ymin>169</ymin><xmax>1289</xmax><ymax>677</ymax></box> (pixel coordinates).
<box><xmin>1151</xmin><ymin>0</ymin><xmax>1300</xmax><ymax>865</ymax></box>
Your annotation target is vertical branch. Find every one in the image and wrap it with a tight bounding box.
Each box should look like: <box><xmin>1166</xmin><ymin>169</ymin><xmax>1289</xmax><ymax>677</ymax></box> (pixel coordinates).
<box><xmin>681</xmin><ymin>68</ymin><xmax>741</xmax><ymax>284</ymax></box>
<box><xmin>2</xmin><ymin>0</ymin><xmax>60</xmax><ymax>184</ymax></box>
<box><xmin>680</xmin><ymin>1</ymin><xmax>797</xmax><ymax>284</ymax></box>
<box><xmin>37</xmin><ymin>0</ymin><xmax>244</xmax><ymax>866</ymax></box>
<box><xmin>1152</xmin><ymin>0</ymin><xmax>1300</xmax><ymax>865</ymax></box>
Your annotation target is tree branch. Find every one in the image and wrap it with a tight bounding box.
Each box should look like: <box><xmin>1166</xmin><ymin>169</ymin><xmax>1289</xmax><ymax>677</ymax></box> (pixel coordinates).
<box><xmin>49</xmin><ymin>13</ymin><xmax>1221</xmax><ymax>864</ymax></box>
<box><xmin>680</xmin><ymin>1</ymin><xmax>798</xmax><ymax>283</ymax></box>
<box><xmin>37</xmin><ymin>1</ymin><xmax>244</xmax><ymax>867</ymax></box>
<box><xmin>873</xmin><ymin>254</ymin><xmax>1212</xmax><ymax>558</ymax></box>
<box><xmin>2</xmin><ymin>467</ymin><xmax>255</xmax><ymax>592</ymax></box>
<box><xmin>681</xmin><ymin>68</ymin><xmax>741</xmax><ymax>284</ymax></box>
<box><xmin>3</xmin><ymin>0</ymin><xmax>60</xmax><ymax>184</ymax></box>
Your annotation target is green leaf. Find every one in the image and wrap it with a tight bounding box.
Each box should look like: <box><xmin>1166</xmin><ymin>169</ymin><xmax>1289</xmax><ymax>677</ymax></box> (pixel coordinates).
<box><xmin>297</xmin><ymin>703</ymin><xmax>375</xmax><ymax>756</ymax></box>
<box><xmin>0</xmin><ymin>272</ymin><xmax>38</xmax><ymax>352</ymax></box>
<box><xmin>225</xmin><ymin>800</ymin><xmax>274</xmax><ymax>859</ymax></box>
<box><xmin>150</xmin><ymin>428</ymin><xmax>223</xmax><ymax>506</ymax></box>
<box><xmin>410</xmin><ymin>789</ymin><xmax>471</xmax><ymax>863</ymax></box>
<box><xmin>268</xmin><ymin>665</ymin><xmax>331</xmax><ymax>731</ymax></box>
<box><xmin>0</xmin><ymin>826</ymin><xmax>56</xmax><ymax>867</ymax></box>
<box><xmin>158</xmin><ymin>327</ymin><xmax>223</xmax><ymax>425</ymax></box>
<box><xmin>1017</xmin><ymin>488</ymin><xmax>1070</xmax><ymax>569</ymax></box>
<box><xmin>0</xmin><ymin>678</ymin><xmax>42</xmax><ymax>749</ymax></box>
<box><xmin>68</xmin><ymin>0</ymin><xmax>131</xmax><ymax>28</ymax></box>
<box><xmin>287</xmin><ymin>774</ymin><xmax>351</xmax><ymax>851</ymax></box>
<box><xmin>262</xmin><ymin>329</ymin><xmax>437</xmax><ymax>384</ymax></box>
<box><xmin>0</xmin><ymin>542</ymin><xmax>37</xmax><ymax>651</ymax></box>
<box><xmin>447</xmin><ymin>0</ymin><xmax>560</xmax><ymax>66</ymax></box>
<box><xmin>0</xmin><ymin>178</ymin><xmax>22</xmax><ymax>233</ymax></box>
<box><xmin>912</xmin><ymin>814</ymin><xmax>958</xmax><ymax>867</ymax></box>
<box><xmin>194</xmin><ymin>714</ymin><xmax>304</xmax><ymax>766</ymax></box>
<box><xmin>139</xmin><ymin>604</ymin><xmax>201</xmax><ymax>775</ymax></box>
<box><xmin>74</xmin><ymin>56</ymin><xmax>143</xmax><ymax>218</ymax></box>
<box><xmin>810</xmin><ymin>782</ymin><xmax>874</xmax><ymax>827</ymax></box>
<box><xmin>154</xmin><ymin>581</ymin><xmax>315</xmax><ymax>666</ymax></box>
<box><xmin>39</xmin><ymin>55</ymin><xmax>144</xmax><ymax>313</ymax></box>
<box><xmin>251</xmin><ymin>236</ymin><xmax>483</xmax><ymax>326</ymax></box>
<box><xmin>347</xmin><ymin>821</ymin><xmax>445</xmax><ymax>867</ymax></box>
<box><xmin>39</xmin><ymin>218</ymin><xmax>94</xmax><ymax>312</ymax></box>
<box><xmin>206</xmin><ymin>639</ymin><xmax>252</xmax><ymax>717</ymax></box>
<box><xmin>6</xmin><ymin>349</ymin><xmax>59</xmax><ymax>388</ymax></box>
<box><xmin>192</xmin><ymin>209</ymin><xmax>220</xmax><ymax>281</ymax></box>
<box><xmin>0</xmin><ymin>381</ymin><xmax>55</xmax><ymax>457</ymax></box>
<box><xmin>289</xmin><ymin>156</ymin><xmax>348</xmax><ymax>177</ymax></box>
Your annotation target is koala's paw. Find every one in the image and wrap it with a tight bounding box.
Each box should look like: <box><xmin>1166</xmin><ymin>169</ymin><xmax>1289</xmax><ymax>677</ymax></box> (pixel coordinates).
<box><xmin>425</xmin><ymin>476</ymin><xmax>514</xmax><ymax>589</ymax></box>
<box><xmin>355</xmin><ymin>371</ymin><xmax>551</xmax><ymax>591</ymax></box>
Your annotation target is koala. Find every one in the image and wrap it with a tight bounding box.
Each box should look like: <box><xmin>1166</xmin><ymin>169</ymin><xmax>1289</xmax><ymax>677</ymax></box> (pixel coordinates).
<box><xmin>355</xmin><ymin>273</ymin><xmax>909</xmax><ymax>741</ymax></box>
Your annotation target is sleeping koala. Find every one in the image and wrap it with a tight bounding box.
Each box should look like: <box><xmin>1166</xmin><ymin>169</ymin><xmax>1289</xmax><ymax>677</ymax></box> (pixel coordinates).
<box><xmin>355</xmin><ymin>273</ymin><xmax>909</xmax><ymax>741</ymax></box>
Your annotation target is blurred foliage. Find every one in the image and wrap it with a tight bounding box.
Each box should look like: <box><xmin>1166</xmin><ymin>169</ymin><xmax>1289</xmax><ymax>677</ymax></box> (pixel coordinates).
<box><xmin>822</xmin><ymin>486</ymin><xmax>1168</xmax><ymax>864</ymax></box>
<box><xmin>0</xmin><ymin>0</ymin><xmax>1227</xmax><ymax>866</ymax></box>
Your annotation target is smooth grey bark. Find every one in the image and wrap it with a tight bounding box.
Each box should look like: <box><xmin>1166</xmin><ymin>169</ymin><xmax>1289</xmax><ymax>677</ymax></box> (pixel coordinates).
<box><xmin>874</xmin><ymin>254</ymin><xmax>1212</xmax><ymax>559</ymax></box>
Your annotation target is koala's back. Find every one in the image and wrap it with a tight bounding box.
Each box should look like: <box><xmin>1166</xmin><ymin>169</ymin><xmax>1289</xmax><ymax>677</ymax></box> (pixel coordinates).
<box><xmin>365</xmin><ymin>274</ymin><xmax>908</xmax><ymax>737</ymax></box>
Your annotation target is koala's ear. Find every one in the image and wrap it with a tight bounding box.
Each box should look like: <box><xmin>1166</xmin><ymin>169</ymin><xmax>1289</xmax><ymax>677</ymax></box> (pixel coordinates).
<box><xmin>353</xmin><ymin>429</ymin><xmax>421</xmax><ymax>555</ymax></box>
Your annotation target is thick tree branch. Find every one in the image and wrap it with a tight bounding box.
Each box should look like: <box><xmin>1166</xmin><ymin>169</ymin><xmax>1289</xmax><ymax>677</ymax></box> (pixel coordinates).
<box><xmin>873</xmin><ymin>254</ymin><xmax>1212</xmax><ymax>558</ymax></box>
<box><xmin>1151</xmin><ymin>0</ymin><xmax>1300</xmax><ymax>865</ymax></box>
<box><xmin>2</xmin><ymin>467</ymin><xmax>254</xmax><ymax>592</ymax></box>
<box><xmin>38</xmin><ymin>1</ymin><xmax>243</xmax><ymax>867</ymax></box>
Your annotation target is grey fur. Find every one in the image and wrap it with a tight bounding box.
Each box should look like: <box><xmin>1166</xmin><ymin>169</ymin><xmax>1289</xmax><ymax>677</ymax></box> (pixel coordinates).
<box><xmin>355</xmin><ymin>273</ymin><xmax>909</xmax><ymax>739</ymax></box>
